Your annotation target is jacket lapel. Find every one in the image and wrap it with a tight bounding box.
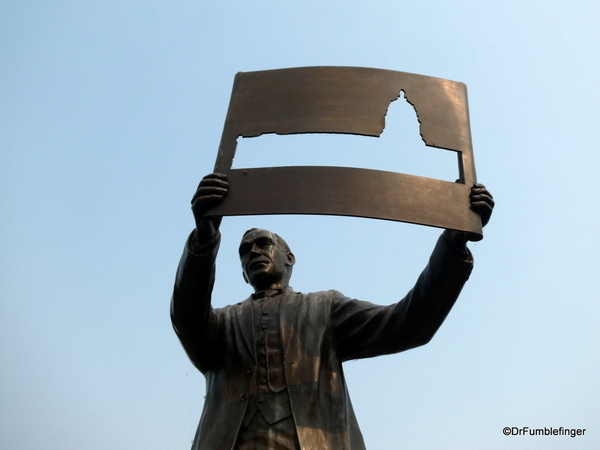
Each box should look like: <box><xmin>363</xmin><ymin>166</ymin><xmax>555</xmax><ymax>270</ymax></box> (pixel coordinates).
<box><xmin>236</xmin><ymin>296</ymin><xmax>256</xmax><ymax>362</ymax></box>
<box><xmin>279</xmin><ymin>290</ymin><xmax>303</xmax><ymax>360</ymax></box>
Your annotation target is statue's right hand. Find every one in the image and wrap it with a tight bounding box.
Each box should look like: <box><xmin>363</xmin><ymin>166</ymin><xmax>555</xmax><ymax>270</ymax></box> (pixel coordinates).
<box><xmin>191</xmin><ymin>173</ymin><xmax>228</xmax><ymax>238</ymax></box>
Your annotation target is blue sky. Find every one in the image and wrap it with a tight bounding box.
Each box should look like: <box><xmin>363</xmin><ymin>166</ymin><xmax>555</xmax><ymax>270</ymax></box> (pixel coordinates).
<box><xmin>1</xmin><ymin>1</ymin><xmax>599</xmax><ymax>449</ymax></box>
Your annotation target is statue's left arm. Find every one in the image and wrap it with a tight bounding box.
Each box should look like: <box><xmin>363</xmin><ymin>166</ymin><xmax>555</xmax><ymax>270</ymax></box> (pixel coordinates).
<box><xmin>332</xmin><ymin>183</ymin><xmax>494</xmax><ymax>361</ymax></box>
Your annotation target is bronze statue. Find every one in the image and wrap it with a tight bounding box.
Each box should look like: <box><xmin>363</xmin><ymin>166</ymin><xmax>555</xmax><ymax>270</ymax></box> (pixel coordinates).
<box><xmin>171</xmin><ymin>172</ymin><xmax>494</xmax><ymax>450</ymax></box>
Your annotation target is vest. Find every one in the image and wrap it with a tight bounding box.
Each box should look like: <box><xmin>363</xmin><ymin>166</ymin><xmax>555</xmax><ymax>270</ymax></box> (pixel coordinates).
<box><xmin>242</xmin><ymin>291</ymin><xmax>293</xmax><ymax>427</ymax></box>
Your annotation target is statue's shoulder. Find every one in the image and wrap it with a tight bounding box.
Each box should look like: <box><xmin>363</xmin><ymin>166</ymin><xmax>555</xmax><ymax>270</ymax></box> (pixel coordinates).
<box><xmin>303</xmin><ymin>289</ymin><xmax>346</xmax><ymax>302</ymax></box>
<box><xmin>215</xmin><ymin>296</ymin><xmax>252</xmax><ymax>314</ymax></box>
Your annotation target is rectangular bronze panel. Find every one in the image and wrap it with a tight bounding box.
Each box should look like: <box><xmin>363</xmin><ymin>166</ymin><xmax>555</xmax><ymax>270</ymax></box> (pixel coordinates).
<box><xmin>209</xmin><ymin>66</ymin><xmax>482</xmax><ymax>240</ymax></box>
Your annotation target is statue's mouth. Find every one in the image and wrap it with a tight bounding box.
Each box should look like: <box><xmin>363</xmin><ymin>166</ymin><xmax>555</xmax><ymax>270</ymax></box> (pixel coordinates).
<box><xmin>249</xmin><ymin>258</ymin><xmax>269</xmax><ymax>269</ymax></box>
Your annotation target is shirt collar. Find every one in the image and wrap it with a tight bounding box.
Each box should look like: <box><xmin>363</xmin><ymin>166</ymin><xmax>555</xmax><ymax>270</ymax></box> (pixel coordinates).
<box><xmin>252</xmin><ymin>286</ymin><xmax>289</xmax><ymax>299</ymax></box>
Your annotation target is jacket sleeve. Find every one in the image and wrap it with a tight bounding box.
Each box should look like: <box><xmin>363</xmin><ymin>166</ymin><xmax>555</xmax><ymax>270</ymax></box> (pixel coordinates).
<box><xmin>332</xmin><ymin>233</ymin><xmax>474</xmax><ymax>362</ymax></box>
<box><xmin>170</xmin><ymin>230</ymin><xmax>221</xmax><ymax>372</ymax></box>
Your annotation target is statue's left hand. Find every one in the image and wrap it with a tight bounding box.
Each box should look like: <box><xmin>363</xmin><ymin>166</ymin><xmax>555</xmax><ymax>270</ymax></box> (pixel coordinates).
<box><xmin>469</xmin><ymin>183</ymin><xmax>494</xmax><ymax>227</ymax></box>
<box><xmin>443</xmin><ymin>183</ymin><xmax>494</xmax><ymax>247</ymax></box>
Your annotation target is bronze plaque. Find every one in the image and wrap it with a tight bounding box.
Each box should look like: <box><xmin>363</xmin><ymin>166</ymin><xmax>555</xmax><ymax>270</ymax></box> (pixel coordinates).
<box><xmin>209</xmin><ymin>66</ymin><xmax>482</xmax><ymax>240</ymax></box>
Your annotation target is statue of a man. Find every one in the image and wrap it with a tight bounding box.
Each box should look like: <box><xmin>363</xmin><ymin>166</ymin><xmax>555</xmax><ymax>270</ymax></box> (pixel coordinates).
<box><xmin>171</xmin><ymin>172</ymin><xmax>494</xmax><ymax>450</ymax></box>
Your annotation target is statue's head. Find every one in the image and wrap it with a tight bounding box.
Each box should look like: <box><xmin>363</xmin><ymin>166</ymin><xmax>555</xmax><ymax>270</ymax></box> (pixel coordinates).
<box><xmin>239</xmin><ymin>228</ymin><xmax>295</xmax><ymax>292</ymax></box>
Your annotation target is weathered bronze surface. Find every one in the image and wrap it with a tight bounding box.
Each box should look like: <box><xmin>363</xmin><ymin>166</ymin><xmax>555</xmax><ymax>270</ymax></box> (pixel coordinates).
<box><xmin>172</xmin><ymin>225</ymin><xmax>478</xmax><ymax>450</ymax></box>
<box><xmin>209</xmin><ymin>66</ymin><xmax>482</xmax><ymax>240</ymax></box>
<box><xmin>171</xmin><ymin>67</ymin><xmax>495</xmax><ymax>449</ymax></box>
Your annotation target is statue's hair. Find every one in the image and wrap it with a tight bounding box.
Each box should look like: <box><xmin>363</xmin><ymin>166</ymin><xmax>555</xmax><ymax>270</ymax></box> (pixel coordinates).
<box><xmin>242</xmin><ymin>228</ymin><xmax>292</xmax><ymax>254</ymax></box>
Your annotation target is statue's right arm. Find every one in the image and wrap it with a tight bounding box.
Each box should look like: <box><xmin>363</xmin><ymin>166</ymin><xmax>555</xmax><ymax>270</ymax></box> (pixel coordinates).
<box><xmin>170</xmin><ymin>173</ymin><xmax>228</xmax><ymax>372</ymax></box>
<box><xmin>171</xmin><ymin>229</ymin><xmax>221</xmax><ymax>372</ymax></box>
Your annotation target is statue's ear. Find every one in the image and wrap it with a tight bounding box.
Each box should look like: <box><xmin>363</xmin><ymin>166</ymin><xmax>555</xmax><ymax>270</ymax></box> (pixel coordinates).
<box><xmin>286</xmin><ymin>252</ymin><xmax>296</xmax><ymax>267</ymax></box>
<box><xmin>242</xmin><ymin>271</ymin><xmax>249</xmax><ymax>284</ymax></box>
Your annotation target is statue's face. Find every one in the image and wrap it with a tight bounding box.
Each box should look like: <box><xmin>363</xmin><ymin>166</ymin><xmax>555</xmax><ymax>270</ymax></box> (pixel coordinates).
<box><xmin>239</xmin><ymin>229</ymin><xmax>293</xmax><ymax>291</ymax></box>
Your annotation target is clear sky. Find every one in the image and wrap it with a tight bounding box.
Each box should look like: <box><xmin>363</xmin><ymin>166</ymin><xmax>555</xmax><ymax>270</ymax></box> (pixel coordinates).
<box><xmin>1</xmin><ymin>1</ymin><xmax>599</xmax><ymax>449</ymax></box>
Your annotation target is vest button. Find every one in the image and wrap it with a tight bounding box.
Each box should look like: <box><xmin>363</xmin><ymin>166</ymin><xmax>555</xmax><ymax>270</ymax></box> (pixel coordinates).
<box><xmin>240</xmin><ymin>394</ymin><xmax>248</xmax><ymax>401</ymax></box>
<box><xmin>246</xmin><ymin>366</ymin><xmax>255</xmax><ymax>373</ymax></box>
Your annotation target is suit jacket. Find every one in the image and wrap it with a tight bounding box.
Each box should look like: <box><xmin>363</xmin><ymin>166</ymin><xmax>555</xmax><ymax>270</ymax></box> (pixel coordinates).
<box><xmin>171</xmin><ymin>231</ymin><xmax>473</xmax><ymax>450</ymax></box>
